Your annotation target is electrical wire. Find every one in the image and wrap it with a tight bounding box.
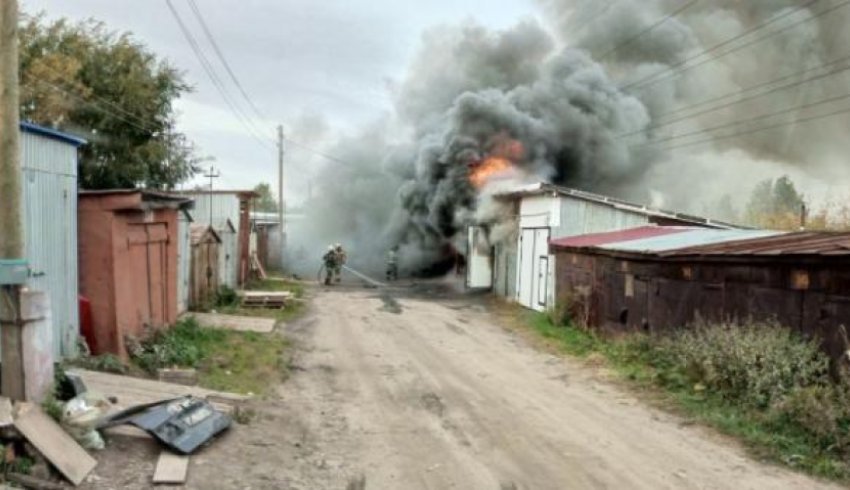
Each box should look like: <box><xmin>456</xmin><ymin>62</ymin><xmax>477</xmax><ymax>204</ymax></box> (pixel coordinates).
<box><xmin>633</xmin><ymin>104</ymin><xmax>850</xmax><ymax>152</ymax></box>
<box><xmin>596</xmin><ymin>0</ymin><xmax>698</xmax><ymax>61</ymax></box>
<box><xmin>32</xmin><ymin>78</ymin><xmax>159</xmax><ymax>135</ymax></box>
<box><xmin>569</xmin><ymin>1</ymin><xmax>621</xmax><ymax>37</ymax></box>
<box><xmin>619</xmin><ymin>58</ymin><xmax>850</xmax><ymax>138</ymax></box>
<box><xmin>184</xmin><ymin>0</ymin><xmax>267</xmax><ymax>121</ymax></box>
<box><xmin>283</xmin><ymin>137</ymin><xmax>350</xmax><ymax>166</ymax></box>
<box><xmin>620</xmin><ymin>0</ymin><xmax>829</xmax><ymax>92</ymax></box>
<box><xmin>654</xmin><ymin>54</ymin><xmax>850</xmax><ymax>121</ymax></box>
<box><xmin>164</xmin><ymin>0</ymin><xmax>275</xmax><ymax>151</ymax></box>
<box><xmin>632</xmin><ymin>90</ymin><xmax>850</xmax><ymax>148</ymax></box>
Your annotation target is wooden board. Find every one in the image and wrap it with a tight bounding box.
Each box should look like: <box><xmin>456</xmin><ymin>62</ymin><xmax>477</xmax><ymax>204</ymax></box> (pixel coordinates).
<box><xmin>14</xmin><ymin>404</ymin><xmax>96</xmax><ymax>486</ymax></box>
<box><xmin>189</xmin><ymin>312</ymin><xmax>276</xmax><ymax>333</ymax></box>
<box><xmin>152</xmin><ymin>451</ymin><xmax>189</xmax><ymax>484</ymax></box>
<box><xmin>0</xmin><ymin>397</ymin><xmax>12</xmax><ymax>427</ymax></box>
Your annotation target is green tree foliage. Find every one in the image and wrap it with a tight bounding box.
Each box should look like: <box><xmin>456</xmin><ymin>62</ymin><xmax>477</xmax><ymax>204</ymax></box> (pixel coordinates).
<box><xmin>745</xmin><ymin>175</ymin><xmax>805</xmax><ymax>229</ymax></box>
<box><xmin>18</xmin><ymin>13</ymin><xmax>201</xmax><ymax>189</ymax></box>
<box><xmin>253</xmin><ymin>182</ymin><xmax>278</xmax><ymax>212</ymax></box>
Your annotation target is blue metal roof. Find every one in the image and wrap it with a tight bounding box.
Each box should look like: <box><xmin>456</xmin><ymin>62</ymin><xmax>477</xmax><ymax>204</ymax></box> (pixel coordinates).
<box><xmin>598</xmin><ymin>229</ymin><xmax>785</xmax><ymax>253</ymax></box>
<box><xmin>20</xmin><ymin>121</ymin><xmax>87</xmax><ymax>147</ymax></box>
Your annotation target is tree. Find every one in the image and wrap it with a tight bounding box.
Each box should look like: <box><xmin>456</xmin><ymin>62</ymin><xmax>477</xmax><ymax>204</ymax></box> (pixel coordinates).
<box><xmin>745</xmin><ymin>175</ymin><xmax>805</xmax><ymax>229</ymax></box>
<box><xmin>18</xmin><ymin>13</ymin><xmax>201</xmax><ymax>189</ymax></box>
<box><xmin>253</xmin><ymin>182</ymin><xmax>278</xmax><ymax>212</ymax></box>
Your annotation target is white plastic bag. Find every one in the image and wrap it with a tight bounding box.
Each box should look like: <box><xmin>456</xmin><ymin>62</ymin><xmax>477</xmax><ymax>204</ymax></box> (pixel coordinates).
<box><xmin>61</xmin><ymin>392</ymin><xmax>111</xmax><ymax>450</ymax></box>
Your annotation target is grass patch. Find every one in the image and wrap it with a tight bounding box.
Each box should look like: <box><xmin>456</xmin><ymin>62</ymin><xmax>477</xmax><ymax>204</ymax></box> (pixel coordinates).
<box><xmin>197</xmin><ymin>329</ymin><xmax>290</xmax><ymax>395</ymax></box>
<box><xmin>503</xmin><ymin>302</ymin><xmax>850</xmax><ymax>482</ymax></box>
<box><xmin>67</xmin><ymin>352</ymin><xmax>129</xmax><ymax>375</ymax></box>
<box><xmin>128</xmin><ymin>317</ymin><xmax>290</xmax><ymax>396</ymax></box>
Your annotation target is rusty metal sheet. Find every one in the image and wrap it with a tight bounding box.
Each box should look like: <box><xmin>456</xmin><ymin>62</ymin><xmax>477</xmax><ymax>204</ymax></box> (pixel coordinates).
<box><xmin>664</xmin><ymin>231</ymin><xmax>850</xmax><ymax>257</ymax></box>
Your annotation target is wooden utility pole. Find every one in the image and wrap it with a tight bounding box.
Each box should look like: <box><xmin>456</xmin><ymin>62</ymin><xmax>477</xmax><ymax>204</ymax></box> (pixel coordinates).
<box><xmin>277</xmin><ymin>125</ymin><xmax>285</xmax><ymax>266</ymax></box>
<box><xmin>202</xmin><ymin>165</ymin><xmax>220</xmax><ymax>226</ymax></box>
<box><xmin>0</xmin><ymin>0</ymin><xmax>26</xmax><ymax>400</ymax></box>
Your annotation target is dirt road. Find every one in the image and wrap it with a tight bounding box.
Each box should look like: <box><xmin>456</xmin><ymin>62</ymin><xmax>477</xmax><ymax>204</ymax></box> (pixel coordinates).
<box><xmin>253</xmin><ymin>286</ymin><xmax>839</xmax><ymax>490</ymax></box>
<box><xmin>85</xmin><ymin>285</ymin><xmax>842</xmax><ymax>489</ymax></box>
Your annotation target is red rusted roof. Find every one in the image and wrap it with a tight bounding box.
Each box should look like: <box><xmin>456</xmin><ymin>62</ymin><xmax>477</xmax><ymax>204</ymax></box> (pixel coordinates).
<box><xmin>661</xmin><ymin>231</ymin><xmax>850</xmax><ymax>256</ymax></box>
<box><xmin>549</xmin><ymin>226</ymin><xmax>691</xmax><ymax>249</ymax></box>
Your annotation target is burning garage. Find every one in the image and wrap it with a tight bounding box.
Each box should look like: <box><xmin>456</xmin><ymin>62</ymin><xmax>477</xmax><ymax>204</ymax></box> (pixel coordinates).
<box><xmin>464</xmin><ymin>182</ymin><xmax>737</xmax><ymax>312</ymax></box>
<box><xmin>549</xmin><ymin>227</ymin><xmax>850</xmax><ymax>361</ymax></box>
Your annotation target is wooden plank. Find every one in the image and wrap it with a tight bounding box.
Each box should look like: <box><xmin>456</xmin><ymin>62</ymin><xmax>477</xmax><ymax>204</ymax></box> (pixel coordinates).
<box><xmin>152</xmin><ymin>451</ymin><xmax>189</xmax><ymax>484</ymax></box>
<box><xmin>240</xmin><ymin>290</ymin><xmax>293</xmax><ymax>298</ymax></box>
<box><xmin>14</xmin><ymin>404</ymin><xmax>96</xmax><ymax>486</ymax></box>
<box><xmin>0</xmin><ymin>397</ymin><xmax>12</xmax><ymax>427</ymax></box>
<box><xmin>68</xmin><ymin>369</ymin><xmax>250</xmax><ymax>404</ymax></box>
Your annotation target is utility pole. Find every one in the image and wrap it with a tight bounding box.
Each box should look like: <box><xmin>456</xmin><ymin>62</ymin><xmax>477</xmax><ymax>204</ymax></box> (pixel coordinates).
<box><xmin>277</xmin><ymin>125</ymin><xmax>285</xmax><ymax>267</ymax></box>
<box><xmin>203</xmin><ymin>165</ymin><xmax>220</xmax><ymax>226</ymax></box>
<box><xmin>0</xmin><ymin>0</ymin><xmax>26</xmax><ymax>400</ymax></box>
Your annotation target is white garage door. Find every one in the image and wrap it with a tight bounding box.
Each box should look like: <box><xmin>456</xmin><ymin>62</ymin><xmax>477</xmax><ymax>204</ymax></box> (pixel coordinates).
<box><xmin>466</xmin><ymin>226</ymin><xmax>493</xmax><ymax>289</ymax></box>
<box><xmin>517</xmin><ymin>228</ymin><xmax>550</xmax><ymax>311</ymax></box>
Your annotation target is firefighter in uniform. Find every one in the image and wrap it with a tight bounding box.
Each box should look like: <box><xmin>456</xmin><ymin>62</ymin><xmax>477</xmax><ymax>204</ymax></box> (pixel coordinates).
<box><xmin>322</xmin><ymin>245</ymin><xmax>337</xmax><ymax>285</ymax></box>
<box><xmin>333</xmin><ymin>243</ymin><xmax>346</xmax><ymax>283</ymax></box>
<box><xmin>386</xmin><ymin>246</ymin><xmax>399</xmax><ymax>281</ymax></box>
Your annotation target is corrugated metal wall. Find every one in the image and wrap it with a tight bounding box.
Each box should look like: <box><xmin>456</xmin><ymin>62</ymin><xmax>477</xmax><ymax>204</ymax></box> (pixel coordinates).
<box><xmin>217</xmin><ymin>229</ymin><xmax>238</xmax><ymax>288</ymax></box>
<box><xmin>182</xmin><ymin>193</ymin><xmax>240</xmax><ymax>231</ymax></box>
<box><xmin>176</xmin><ymin>212</ymin><xmax>191</xmax><ymax>314</ymax></box>
<box><xmin>556</xmin><ymin>199</ymin><xmax>649</xmax><ymax>238</ymax></box>
<box><xmin>20</xmin><ymin>130</ymin><xmax>79</xmax><ymax>359</ymax></box>
<box><xmin>183</xmin><ymin>193</ymin><xmax>241</xmax><ymax>287</ymax></box>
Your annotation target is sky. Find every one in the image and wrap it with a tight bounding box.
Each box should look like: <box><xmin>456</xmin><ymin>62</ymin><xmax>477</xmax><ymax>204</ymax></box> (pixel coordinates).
<box><xmin>22</xmin><ymin>0</ymin><xmax>539</xmax><ymax>201</ymax></box>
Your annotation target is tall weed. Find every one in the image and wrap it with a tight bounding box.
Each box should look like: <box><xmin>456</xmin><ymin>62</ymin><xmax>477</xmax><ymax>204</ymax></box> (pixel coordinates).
<box><xmin>657</xmin><ymin>321</ymin><xmax>830</xmax><ymax>408</ymax></box>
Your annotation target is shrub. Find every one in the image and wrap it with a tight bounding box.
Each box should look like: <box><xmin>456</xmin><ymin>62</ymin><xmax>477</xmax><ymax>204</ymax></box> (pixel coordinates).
<box><xmin>657</xmin><ymin>321</ymin><xmax>830</xmax><ymax>408</ymax></box>
<box><xmin>548</xmin><ymin>287</ymin><xmax>591</xmax><ymax>328</ymax></box>
<box><xmin>771</xmin><ymin>382</ymin><xmax>850</xmax><ymax>453</ymax></box>
<box><xmin>215</xmin><ymin>285</ymin><xmax>239</xmax><ymax>307</ymax></box>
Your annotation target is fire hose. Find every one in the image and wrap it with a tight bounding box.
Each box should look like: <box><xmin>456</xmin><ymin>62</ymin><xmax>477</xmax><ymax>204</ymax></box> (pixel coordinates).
<box><xmin>315</xmin><ymin>263</ymin><xmax>388</xmax><ymax>288</ymax></box>
<box><xmin>341</xmin><ymin>264</ymin><xmax>388</xmax><ymax>288</ymax></box>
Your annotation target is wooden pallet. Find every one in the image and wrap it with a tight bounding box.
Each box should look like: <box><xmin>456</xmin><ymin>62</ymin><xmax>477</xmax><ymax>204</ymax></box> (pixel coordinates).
<box><xmin>239</xmin><ymin>291</ymin><xmax>292</xmax><ymax>309</ymax></box>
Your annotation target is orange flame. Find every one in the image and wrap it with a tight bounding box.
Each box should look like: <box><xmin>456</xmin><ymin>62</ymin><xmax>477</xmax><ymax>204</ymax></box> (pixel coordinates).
<box><xmin>470</xmin><ymin>156</ymin><xmax>513</xmax><ymax>188</ymax></box>
<box><xmin>469</xmin><ymin>135</ymin><xmax>525</xmax><ymax>189</ymax></box>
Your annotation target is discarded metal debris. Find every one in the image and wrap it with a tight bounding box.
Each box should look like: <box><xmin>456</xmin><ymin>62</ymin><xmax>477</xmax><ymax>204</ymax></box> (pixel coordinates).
<box><xmin>99</xmin><ymin>396</ymin><xmax>231</xmax><ymax>454</ymax></box>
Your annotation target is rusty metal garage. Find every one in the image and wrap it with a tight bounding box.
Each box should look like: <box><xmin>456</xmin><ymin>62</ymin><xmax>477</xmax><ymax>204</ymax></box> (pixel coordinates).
<box><xmin>550</xmin><ymin>227</ymin><xmax>850</xmax><ymax>360</ymax></box>
<box><xmin>78</xmin><ymin>190</ymin><xmax>193</xmax><ymax>358</ymax></box>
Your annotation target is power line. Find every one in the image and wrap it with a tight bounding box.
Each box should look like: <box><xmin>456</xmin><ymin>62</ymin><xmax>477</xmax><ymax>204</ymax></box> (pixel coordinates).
<box><xmin>631</xmin><ymin>91</ymin><xmax>850</xmax><ymax>148</ymax></box>
<box><xmin>283</xmin><ymin>137</ymin><xmax>349</xmax><ymax>166</ymax></box>
<box><xmin>32</xmin><ymin>78</ymin><xmax>159</xmax><ymax>135</ymax></box>
<box><xmin>620</xmin><ymin>0</ymin><xmax>828</xmax><ymax>92</ymax></box>
<box><xmin>30</xmin><ymin>66</ymin><xmax>165</xmax><ymax>132</ymax></box>
<box><xmin>634</xmin><ymin>104</ymin><xmax>850</xmax><ymax>152</ymax></box>
<box><xmin>596</xmin><ymin>0</ymin><xmax>698</xmax><ymax>61</ymax></box>
<box><xmin>569</xmin><ymin>1</ymin><xmax>620</xmax><ymax>37</ymax></box>
<box><xmin>652</xmin><ymin>54</ymin><xmax>850</xmax><ymax>122</ymax></box>
<box><xmin>184</xmin><ymin>0</ymin><xmax>267</xmax><ymax>121</ymax></box>
<box><xmin>619</xmin><ymin>57</ymin><xmax>850</xmax><ymax>138</ymax></box>
<box><xmin>164</xmin><ymin>0</ymin><xmax>274</xmax><ymax>151</ymax></box>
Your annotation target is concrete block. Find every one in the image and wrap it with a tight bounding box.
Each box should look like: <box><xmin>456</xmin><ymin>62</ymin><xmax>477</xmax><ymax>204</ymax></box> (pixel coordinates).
<box><xmin>21</xmin><ymin>291</ymin><xmax>53</xmax><ymax>403</ymax></box>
